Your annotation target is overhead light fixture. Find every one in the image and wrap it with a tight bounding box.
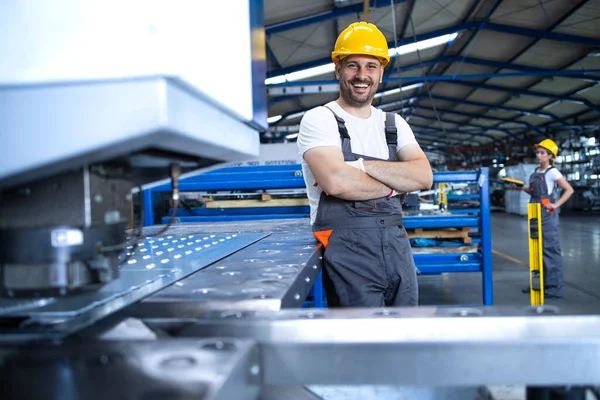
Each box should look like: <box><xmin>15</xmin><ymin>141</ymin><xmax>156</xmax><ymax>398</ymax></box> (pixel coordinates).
<box><xmin>285</xmin><ymin>133</ymin><xmax>299</xmax><ymax>140</ymax></box>
<box><xmin>389</xmin><ymin>33</ymin><xmax>458</xmax><ymax>57</ymax></box>
<box><xmin>266</xmin><ymin>64</ymin><xmax>336</xmax><ymax>85</ymax></box>
<box><xmin>267</xmin><ymin>115</ymin><xmax>283</xmax><ymax>124</ymax></box>
<box><xmin>266</xmin><ymin>33</ymin><xmax>459</xmax><ymax>85</ymax></box>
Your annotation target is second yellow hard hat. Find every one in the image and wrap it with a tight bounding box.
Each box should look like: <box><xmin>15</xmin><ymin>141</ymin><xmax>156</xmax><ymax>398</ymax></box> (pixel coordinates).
<box><xmin>535</xmin><ymin>138</ymin><xmax>559</xmax><ymax>157</ymax></box>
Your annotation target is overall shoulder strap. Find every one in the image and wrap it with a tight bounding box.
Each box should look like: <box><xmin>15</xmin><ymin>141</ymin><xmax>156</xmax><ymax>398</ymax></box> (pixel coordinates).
<box><xmin>385</xmin><ymin>112</ymin><xmax>397</xmax><ymax>146</ymax></box>
<box><xmin>323</xmin><ymin>106</ymin><xmax>350</xmax><ymax>140</ymax></box>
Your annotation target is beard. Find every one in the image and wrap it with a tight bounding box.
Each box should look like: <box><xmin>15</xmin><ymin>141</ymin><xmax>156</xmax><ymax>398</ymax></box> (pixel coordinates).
<box><xmin>340</xmin><ymin>78</ymin><xmax>378</xmax><ymax>107</ymax></box>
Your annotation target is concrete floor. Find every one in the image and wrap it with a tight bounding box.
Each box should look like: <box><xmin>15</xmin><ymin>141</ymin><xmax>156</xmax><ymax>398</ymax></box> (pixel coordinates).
<box><xmin>419</xmin><ymin>210</ymin><xmax>600</xmax><ymax>310</ymax></box>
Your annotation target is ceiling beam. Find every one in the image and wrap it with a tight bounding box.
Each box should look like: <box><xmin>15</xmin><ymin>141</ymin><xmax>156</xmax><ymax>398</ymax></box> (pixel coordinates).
<box><xmin>412</xmin><ymin>105</ymin><xmax>547</xmax><ymax>137</ymax></box>
<box><xmin>410</xmin><ymin>125</ymin><xmax>502</xmax><ymax>144</ymax></box>
<box><xmin>484</xmin><ymin>22</ymin><xmax>600</xmax><ymax>47</ymax></box>
<box><xmin>266</xmin><ymin>6</ymin><xmax>600</xmax><ymax>49</ymax></box>
<box><xmin>443</xmin><ymin>81</ymin><xmax>600</xmax><ymax>114</ymax></box>
<box><xmin>265</xmin><ymin>0</ymin><xmax>408</xmax><ymax>35</ymax></box>
<box><xmin>410</xmin><ymin>113</ymin><xmax>521</xmax><ymax>141</ymax></box>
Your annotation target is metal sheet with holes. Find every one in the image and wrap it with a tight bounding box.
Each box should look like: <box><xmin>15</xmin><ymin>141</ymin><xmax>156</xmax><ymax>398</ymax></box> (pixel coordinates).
<box><xmin>133</xmin><ymin>221</ymin><xmax>323</xmax><ymax>318</ymax></box>
<box><xmin>172</xmin><ymin>306</ymin><xmax>600</xmax><ymax>386</ymax></box>
<box><xmin>0</xmin><ymin>338</ymin><xmax>261</xmax><ymax>400</ymax></box>
<box><xmin>0</xmin><ymin>232</ymin><xmax>268</xmax><ymax>341</ymax></box>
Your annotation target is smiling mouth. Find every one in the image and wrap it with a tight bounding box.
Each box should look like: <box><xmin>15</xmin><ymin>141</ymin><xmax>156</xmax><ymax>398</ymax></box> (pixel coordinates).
<box><xmin>350</xmin><ymin>82</ymin><xmax>371</xmax><ymax>94</ymax></box>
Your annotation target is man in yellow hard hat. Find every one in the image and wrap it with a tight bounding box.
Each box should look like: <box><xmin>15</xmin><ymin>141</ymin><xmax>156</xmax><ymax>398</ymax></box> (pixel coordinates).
<box><xmin>297</xmin><ymin>22</ymin><xmax>433</xmax><ymax>307</ymax></box>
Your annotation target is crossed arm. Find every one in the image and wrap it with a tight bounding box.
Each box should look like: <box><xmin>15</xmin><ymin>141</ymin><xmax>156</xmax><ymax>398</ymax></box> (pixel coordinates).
<box><xmin>303</xmin><ymin>144</ymin><xmax>433</xmax><ymax>201</ymax></box>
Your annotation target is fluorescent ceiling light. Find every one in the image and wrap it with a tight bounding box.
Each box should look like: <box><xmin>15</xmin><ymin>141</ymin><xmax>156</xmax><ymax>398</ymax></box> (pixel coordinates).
<box><xmin>267</xmin><ymin>115</ymin><xmax>282</xmax><ymax>124</ymax></box>
<box><xmin>285</xmin><ymin>133</ymin><xmax>299</xmax><ymax>140</ymax></box>
<box><xmin>266</xmin><ymin>33</ymin><xmax>458</xmax><ymax>85</ymax></box>
<box><xmin>374</xmin><ymin>83</ymin><xmax>422</xmax><ymax>98</ymax></box>
<box><xmin>390</xmin><ymin>33</ymin><xmax>458</xmax><ymax>57</ymax></box>
<box><xmin>266</xmin><ymin>64</ymin><xmax>335</xmax><ymax>85</ymax></box>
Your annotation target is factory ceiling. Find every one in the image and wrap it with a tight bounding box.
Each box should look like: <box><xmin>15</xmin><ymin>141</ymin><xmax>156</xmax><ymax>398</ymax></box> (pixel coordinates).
<box><xmin>262</xmin><ymin>0</ymin><xmax>600</xmax><ymax>158</ymax></box>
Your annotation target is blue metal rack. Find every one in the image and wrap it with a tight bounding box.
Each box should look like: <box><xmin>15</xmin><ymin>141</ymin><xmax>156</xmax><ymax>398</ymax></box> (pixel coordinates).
<box><xmin>143</xmin><ymin>166</ymin><xmax>493</xmax><ymax>306</ymax></box>
<box><xmin>415</xmin><ymin>168</ymin><xmax>493</xmax><ymax>305</ymax></box>
<box><xmin>142</xmin><ymin>165</ymin><xmax>309</xmax><ymax>226</ymax></box>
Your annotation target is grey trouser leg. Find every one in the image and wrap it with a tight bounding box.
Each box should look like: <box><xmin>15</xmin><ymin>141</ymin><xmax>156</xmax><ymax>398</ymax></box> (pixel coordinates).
<box><xmin>542</xmin><ymin>212</ymin><xmax>563</xmax><ymax>296</ymax></box>
<box><xmin>322</xmin><ymin>226</ymin><xmax>418</xmax><ymax>308</ymax></box>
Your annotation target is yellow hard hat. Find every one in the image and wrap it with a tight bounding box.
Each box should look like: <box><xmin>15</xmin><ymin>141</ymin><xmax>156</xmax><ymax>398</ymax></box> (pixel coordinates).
<box><xmin>534</xmin><ymin>139</ymin><xmax>559</xmax><ymax>157</ymax></box>
<box><xmin>331</xmin><ymin>22</ymin><xmax>390</xmax><ymax>67</ymax></box>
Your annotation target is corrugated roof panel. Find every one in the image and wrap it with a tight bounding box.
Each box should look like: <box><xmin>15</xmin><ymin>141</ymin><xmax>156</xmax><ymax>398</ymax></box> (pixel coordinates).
<box><xmin>573</xmin><ymin>83</ymin><xmax>600</xmax><ymax>102</ymax></box>
<box><xmin>434</xmin><ymin>113</ymin><xmax>469</xmax><ymax>123</ymax></box>
<box><xmin>467</xmin><ymin>119</ymin><xmax>498</xmax><ymax>127</ymax></box>
<box><xmin>463</xmin><ymin>30</ymin><xmax>534</xmax><ymax>61</ymax></box>
<box><xmin>516</xmin><ymin>114</ymin><xmax>557</xmax><ymax>125</ymax></box>
<box><xmin>512</xmin><ymin>39</ymin><xmax>589</xmax><ymax>69</ymax></box>
<box><xmin>371</xmin><ymin>1</ymin><xmax>412</xmax><ymax>37</ymax></box>
<box><xmin>568</xmin><ymin>55</ymin><xmax>600</xmax><ymax>70</ymax></box>
<box><xmin>268</xmin><ymin>23</ymin><xmax>335</xmax><ymax>67</ymax></box>
<box><xmin>411</xmin><ymin>107</ymin><xmax>438</xmax><ymax>118</ymax></box>
<box><xmin>485</xmin><ymin>74</ymin><xmax>542</xmax><ymax>88</ymax></box>
<box><xmin>504</xmin><ymin>95</ymin><xmax>553</xmax><ymax>110</ymax></box>
<box><xmin>430</xmin><ymin>82</ymin><xmax>474</xmax><ymax>98</ymax></box>
<box><xmin>484</xmin><ymin>109</ymin><xmax>520</xmax><ymax>120</ymax></box>
<box><xmin>408</xmin><ymin>0</ymin><xmax>474</xmax><ymax>33</ymax></box>
<box><xmin>467</xmin><ymin>88</ymin><xmax>508</xmax><ymax>104</ymax></box>
<box><xmin>264</xmin><ymin>0</ymin><xmax>330</xmax><ymax>26</ymax></box>
<box><xmin>389</xmin><ymin>47</ymin><xmax>449</xmax><ymax>73</ymax></box>
<box><xmin>452</xmin><ymin>104</ymin><xmax>487</xmax><ymax>114</ymax></box>
<box><xmin>419</xmin><ymin>97</ymin><xmax>455</xmax><ymax>109</ymax></box>
<box><xmin>337</xmin><ymin>8</ymin><xmax>401</xmax><ymax>39</ymax></box>
<box><xmin>529</xmin><ymin>77</ymin><xmax>590</xmax><ymax>95</ymax></box>
<box><xmin>441</xmin><ymin>62</ymin><xmax>498</xmax><ymax>78</ymax></box>
<box><xmin>556</xmin><ymin>2</ymin><xmax>600</xmax><ymax>37</ymax></box>
<box><xmin>491</xmin><ymin>0</ymin><xmax>577</xmax><ymax>30</ymax></box>
<box><xmin>542</xmin><ymin>101</ymin><xmax>588</xmax><ymax>117</ymax></box>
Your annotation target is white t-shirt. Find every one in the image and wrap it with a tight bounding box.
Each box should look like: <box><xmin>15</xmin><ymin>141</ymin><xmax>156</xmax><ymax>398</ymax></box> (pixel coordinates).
<box><xmin>297</xmin><ymin>101</ymin><xmax>419</xmax><ymax>224</ymax></box>
<box><xmin>529</xmin><ymin>166</ymin><xmax>563</xmax><ymax>195</ymax></box>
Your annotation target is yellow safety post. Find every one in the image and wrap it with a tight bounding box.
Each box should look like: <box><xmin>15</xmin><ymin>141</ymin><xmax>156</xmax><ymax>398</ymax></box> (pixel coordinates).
<box><xmin>438</xmin><ymin>182</ymin><xmax>448</xmax><ymax>211</ymax></box>
<box><xmin>527</xmin><ymin>203</ymin><xmax>544</xmax><ymax>305</ymax></box>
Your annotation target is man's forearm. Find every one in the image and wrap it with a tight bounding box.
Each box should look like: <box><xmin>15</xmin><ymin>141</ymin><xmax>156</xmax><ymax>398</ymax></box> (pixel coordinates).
<box><xmin>324</xmin><ymin>165</ymin><xmax>392</xmax><ymax>200</ymax></box>
<box><xmin>364</xmin><ymin>158</ymin><xmax>433</xmax><ymax>192</ymax></box>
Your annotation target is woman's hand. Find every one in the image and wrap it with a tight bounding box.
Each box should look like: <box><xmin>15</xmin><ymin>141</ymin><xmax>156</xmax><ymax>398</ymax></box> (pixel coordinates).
<box><xmin>545</xmin><ymin>202</ymin><xmax>558</xmax><ymax>213</ymax></box>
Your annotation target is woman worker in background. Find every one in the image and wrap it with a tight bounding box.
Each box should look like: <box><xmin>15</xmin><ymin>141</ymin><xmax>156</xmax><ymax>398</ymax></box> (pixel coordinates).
<box><xmin>518</xmin><ymin>139</ymin><xmax>574</xmax><ymax>298</ymax></box>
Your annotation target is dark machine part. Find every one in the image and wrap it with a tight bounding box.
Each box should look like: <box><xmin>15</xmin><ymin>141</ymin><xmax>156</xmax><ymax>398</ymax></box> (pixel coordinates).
<box><xmin>0</xmin><ymin>166</ymin><xmax>133</xmax><ymax>297</ymax></box>
<box><xmin>403</xmin><ymin>193</ymin><xmax>421</xmax><ymax>211</ymax></box>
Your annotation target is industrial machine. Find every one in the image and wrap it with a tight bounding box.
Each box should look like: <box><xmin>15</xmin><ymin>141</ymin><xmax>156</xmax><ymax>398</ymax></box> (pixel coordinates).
<box><xmin>0</xmin><ymin>2</ymin><xmax>599</xmax><ymax>400</ymax></box>
<box><xmin>0</xmin><ymin>1</ymin><xmax>265</xmax><ymax>297</ymax></box>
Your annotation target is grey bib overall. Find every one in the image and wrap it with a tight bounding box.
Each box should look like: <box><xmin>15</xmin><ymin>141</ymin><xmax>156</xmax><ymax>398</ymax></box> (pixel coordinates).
<box><xmin>312</xmin><ymin>107</ymin><xmax>418</xmax><ymax>307</ymax></box>
<box><xmin>529</xmin><ymin>166</ymin><xmax>563</xmax><ymax>296</ymax></box>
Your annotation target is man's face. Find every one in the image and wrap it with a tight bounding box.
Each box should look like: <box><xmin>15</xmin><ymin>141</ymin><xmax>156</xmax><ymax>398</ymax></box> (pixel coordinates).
<box><xmin>336</xmin><ymin>55</ymin><xmax>383</xmax><ymax>108</ymax></box>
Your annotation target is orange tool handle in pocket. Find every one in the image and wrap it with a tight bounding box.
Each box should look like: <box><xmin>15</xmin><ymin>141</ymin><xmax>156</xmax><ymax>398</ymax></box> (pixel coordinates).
<box><xmin>313</xmin><ymin>230</ymin><xmax>333</xmax><ymax>248</ymax></box>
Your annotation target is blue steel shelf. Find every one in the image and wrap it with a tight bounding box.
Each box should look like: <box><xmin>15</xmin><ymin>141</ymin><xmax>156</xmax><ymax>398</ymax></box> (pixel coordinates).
<box><xmin>448</xmin><ymin>208</ymin><xmax>480</xmax><ymax>214</ymax></box>
<box><xmin>144</xmin><ymin>165</ymin><xmax>493</xmax><ymax>306</ymax></box>
<box><xmin>416</xmin><ymin>168</ymin><xmax>493</xmax><ymax>305</ymax></box>
<box><xmin>448</xmin><ymin>194</ymin><xmax>480</xmax><ymax>200</ymax></box>
<box><xmin>403</xmin><ymin>215</ymin><xmax>479</xmax><ymax>228</ymax></box>
<box><xmin>163</xmin><ymin>214</ymin><xmax>309</xmax><ymax>223</ymax></box>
